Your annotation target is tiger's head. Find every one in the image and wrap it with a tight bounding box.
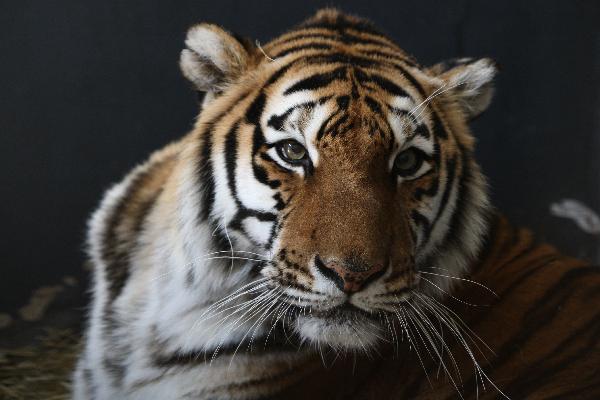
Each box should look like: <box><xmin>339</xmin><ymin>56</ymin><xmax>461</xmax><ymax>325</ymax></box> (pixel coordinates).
<box><xmin>179</xmin><ymin>9</ymin><xmax>495</xmax><ymax>350</ymax></box>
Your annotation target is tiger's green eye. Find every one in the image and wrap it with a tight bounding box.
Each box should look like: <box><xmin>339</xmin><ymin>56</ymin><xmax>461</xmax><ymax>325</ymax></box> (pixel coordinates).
<box><xmin>394</xmin><ymin>148</ymin><xmax>423</xmax><ymax>176</ymax></box>
<box><xmin>278</xmin><ymin>140</ymin><xmax>307</xmax><ymax>163</ymax></box>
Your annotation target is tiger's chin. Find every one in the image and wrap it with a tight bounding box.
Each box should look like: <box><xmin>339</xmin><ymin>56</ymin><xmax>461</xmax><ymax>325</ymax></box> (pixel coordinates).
<box><xmin>294</xmin><ymin>304</ymin><xmax>383</xmax><ymax>351</ymax></box>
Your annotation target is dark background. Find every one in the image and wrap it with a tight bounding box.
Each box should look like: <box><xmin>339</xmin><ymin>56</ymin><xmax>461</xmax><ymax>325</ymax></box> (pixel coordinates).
<box><xmin>2</xmin><ymin>1</ymin><xmax>599</xmax><ymax>312</ymax></box>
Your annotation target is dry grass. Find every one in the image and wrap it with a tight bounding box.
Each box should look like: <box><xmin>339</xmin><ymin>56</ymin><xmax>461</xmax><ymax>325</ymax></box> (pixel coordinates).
<box><xmin>0</xmin><ymin>329</ymin><xmax>80</xmax><ymax>400</ymax></box>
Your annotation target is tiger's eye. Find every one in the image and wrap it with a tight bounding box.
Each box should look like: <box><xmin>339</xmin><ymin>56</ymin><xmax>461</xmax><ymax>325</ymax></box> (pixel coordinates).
<box><xmin>394</xmin><ymin>148</ymin><xmax>422</xmax><ymax>176</ymax></box>
<box><xmin>279</xmin><ymin>140</ymin><xmax>307</xmax><ymax>163</ymax></box>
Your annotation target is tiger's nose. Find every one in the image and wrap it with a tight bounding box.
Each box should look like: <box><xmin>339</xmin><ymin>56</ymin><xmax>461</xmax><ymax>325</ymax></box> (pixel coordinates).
<box><xmin>315</xmin><ymin>255</ymin><xmax>385</xmax><ymax>293</ymax></box>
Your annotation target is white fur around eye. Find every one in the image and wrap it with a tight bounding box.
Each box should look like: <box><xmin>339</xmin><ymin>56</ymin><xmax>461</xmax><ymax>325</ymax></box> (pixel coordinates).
<box><xmin>263</xmin><ymin>127</ymin><xmax>305</xmax><ymax>146</ymax></box>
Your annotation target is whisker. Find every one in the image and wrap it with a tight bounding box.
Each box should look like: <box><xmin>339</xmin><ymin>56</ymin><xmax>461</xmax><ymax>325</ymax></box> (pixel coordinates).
<box><xmin>419</xmin><ymin>271</ymin><xmax>498</xmax><ymax>297</ymax></box>
<box><xmin>211</xmin><ymin>288</ymin><xmax>280</xmax><ymax>363</ymax></box>
<box><xmin>189</xmin><ymin>278</ymin><xmax>270</xmax><ymax>333</ymax></box>
<box><xmin>408</xmin><ymin>298</ymin><xmax>463</xmax><ymax>385</ymax></box>
<box><xmin>193</xmin><ymin>277</ymin><xmax>269</xmax><ymax>318</ymax></box>
<box><xmin>229</xmin><ymin>289</ymin><xmax>284</xmax><ymax>366</ymax></box>
<box><xmin>409</xmin><ymin>81</ymin><xmax>466</xmax><ymax>122</ymax></box>
<box><xmin>263</xmin><ymin>300</ymin><xmax>293</xmax><ymax>348</ymax></box>
<box><xmin>353</xmin><ymin>327</ymin><xmax>371</xmax><ymax>358</ymax></box>
<box><xmin>392</xmin><ymin>304</ymin><xmax>432</xmax><ymax>387</ymax></box>
<box><xmin>415</xmin><ymin>294</ymin><xmax>510</xmax><ymax>399</ymax></box>
<box><xmin>191</xmin><ymin>283</ymin><xmax>271</xmax><ymax>328</ymax></box>
<box><xmin>149</xmin><ymin>252</ymin><xmax>270</xmax><ymax>283</ymax></box>
<box><xmin>419</xmin><ymin>294</ymin><xmax>495</xmax><ymax>356</ymax></box>
<box><xmin>420</xmin><ymin>276</ymin><xmax>487</xmax><ymax>307</ymax></box>
<box><xmin>407</xmin><ymin>82</ymin><xmax>448</xmax><ymax>119</ymax></box>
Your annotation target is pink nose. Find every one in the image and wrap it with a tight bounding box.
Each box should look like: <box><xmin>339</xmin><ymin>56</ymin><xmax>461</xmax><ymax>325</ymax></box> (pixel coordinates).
<box><xmin>315</xmin><ymin>256</ymin><xmax>385</xmax><ymax>293</ymax></box>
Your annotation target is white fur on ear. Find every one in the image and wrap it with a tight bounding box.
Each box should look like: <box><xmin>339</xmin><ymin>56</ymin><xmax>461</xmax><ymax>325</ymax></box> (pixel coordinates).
<box><xmin>434</xmin><ymin>58</ymin><xmax>498</xmax><ymax>119</ymax></box>
<box><xmin>180</xmin><ymin>24</ymin><xmax>250</xmax><ymax>94</ymax></box>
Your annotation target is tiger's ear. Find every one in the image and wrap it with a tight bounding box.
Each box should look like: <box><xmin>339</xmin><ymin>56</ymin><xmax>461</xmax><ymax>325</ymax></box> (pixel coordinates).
<box><xmin>428</xmin><ymin>58</ymin><xmax>498</xmax><ymax>120</ymax></box>
<box><xmin>180</xmin><ymin>24</ymin><xmax>254</xmax><ymax>96</ymax></box>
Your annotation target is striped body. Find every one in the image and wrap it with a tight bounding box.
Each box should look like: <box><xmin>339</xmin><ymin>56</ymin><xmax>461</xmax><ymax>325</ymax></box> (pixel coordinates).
<box><xmin>73</xmin><ymin>9</ymin><xmax>600</xmax><ymax>399</ymax></box>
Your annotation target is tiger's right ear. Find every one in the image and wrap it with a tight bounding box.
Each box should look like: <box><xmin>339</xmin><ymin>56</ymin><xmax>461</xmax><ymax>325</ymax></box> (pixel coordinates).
<box><xmin>180</xmin><ymin>24</ymin><xmax>253</xmax><ymax>96</ymax></box>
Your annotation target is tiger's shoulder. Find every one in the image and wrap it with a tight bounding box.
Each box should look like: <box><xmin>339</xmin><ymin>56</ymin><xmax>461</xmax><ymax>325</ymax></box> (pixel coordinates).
<box><xmin>86</xmin><ymin>139</ymin><xmax>185</xmax><ymax>298</ymax></box>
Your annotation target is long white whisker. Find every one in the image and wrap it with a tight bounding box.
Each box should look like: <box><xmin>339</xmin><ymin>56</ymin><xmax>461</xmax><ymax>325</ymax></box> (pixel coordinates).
<box><xmin>420</xmin><ymin>276</ymin><xmax>486</xmax><ymax>307</ymax></box>
<box><xmin>191</xmin><ymin>283</ymin><xmax>271</xmax><ymax>328</ymax></box>
<box><xmin>192</xmin><ymin>277</ymin><xmax>269</xmax><ymax>320</ymax></box>
<box><xmin>408</xmin><ymin>298</ymin><xmax>463</xmax><ymax>385</ymax></box>
<box><xmin>420</xmin><ymin>294</ymin><xmax>494</xmax><ymax>356</ymax></box>
<box><xmin>264</xmin><ymin>299</ymin><xmax>293</xmax><ymax>348</ymax></box>
<box><xmin>227</xmin><ymin>289</ymin><xmax>284</xmax><ymax>366</ymax></box>
<box><xmin>189</xmin><ymin>279</ymin><xmax>270</xmax><ymax>335</ymax></box>
<box><xmin>407</xmin><ymin>82</ymin><xmax>448</xmax><ymax>117</ymax></box>
<box><xmin>392</xmin><ymin>304</ymin><xmax>432</xmax><ymax>387</ymax></box>
<box><xmin>419</xmin><ymin>271</ymin><xmax>498</xmax><ymax>297</ymax></box>
<box><xmin>150</xmin><ymin>252</ymin><xmax>270</xmax><ymax>283</ymax></box>
<box><xmin>406</xmin><ymin>305</ymin><xmax>464</xmax><ymax>399</ymax></box>
<box><xmin>409</xmin><ymin>81</ymin><xmax>466</xmax><ymax>122</ymax></box>
<box><xmin>417</xmin><ymin>294</ymin><xmax>510</xmax><ymax>399</ymax></box>
<box><xmin>210</xmin><ymin>288</ymin><xmax>279</xmax><ymax>363</ymax></box>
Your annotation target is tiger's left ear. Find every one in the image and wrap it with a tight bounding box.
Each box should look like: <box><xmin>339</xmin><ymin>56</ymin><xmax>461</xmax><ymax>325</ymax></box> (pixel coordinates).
<box><xmin>428</xmin><ymin>58</ymin><xmax>498</xmax><ymax>120</ymax></box>
<box><xmin>180</xmin><ymin>23</ymin><xmax>254</xmax><ymax>96</ymax></box>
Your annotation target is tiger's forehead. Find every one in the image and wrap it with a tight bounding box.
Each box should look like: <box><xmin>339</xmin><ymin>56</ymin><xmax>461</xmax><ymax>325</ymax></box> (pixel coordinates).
<box><xmin>260</xmin><ymin>62</ymin><xmax>431</xmax><ymax>152</ymax></box>
<box><xmin>263</xmin><ymin>17</ymin><xmax>417</xmax><ymax>66</ymax></box>
<box><xmin>250</xmin><ymin>16</ymin><xmax>442</xmax><ymax>164</ymax></box>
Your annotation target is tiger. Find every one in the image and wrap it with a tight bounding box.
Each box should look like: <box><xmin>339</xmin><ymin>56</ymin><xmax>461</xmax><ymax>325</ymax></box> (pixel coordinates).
<box><xmin>73</xmin><ymin>8</ymin><xmax>600</xmax><ymax>400</ymax></box>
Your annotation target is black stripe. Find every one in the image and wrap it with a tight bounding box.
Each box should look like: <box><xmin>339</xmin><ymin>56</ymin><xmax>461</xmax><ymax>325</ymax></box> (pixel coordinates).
<box><xmin>361</xmin><ymin>49</ymin><xmax>418</xmax><ymax>66</ymax></box>
<box><xmin>246</xmin><ymin>92</ymin><xmax>266</xmax><ymax>125</ymax></box>
<box><xmin>414</xmin><ymin>174</ymin><xmax>440</xmax><ymax>201</ymax></box>
<box><xmin>267</xmin><ymin>108</ymin><xmax>294</xmax><ymax>131</ymax></box>
<box><xmin>429</xmin><ymin>156</ymin><xmax>457</xmax><ymax>234</ymax></box>
<box><xmin>413</xmin><ymin>123</ymin><xmax>430</xmax><ymax>139</ymax></box>
<box><xmin>198</xmin><ymin>131</ymin><xmax>215</xmax><ymax>222</ymax></box>
<box><xmin>316</xmin><ymin>108</ymin><xmax>342</xmax><ymax>141</ymax></box>
<box><xmin>430</xmin><ymin>105</ymin><xmax>449</xmax><ymax>139</ymax></box>
<box><xmin>368</xmin><ymin>73</ymin><xmax>411</xmax><ymax>98</ymax></box>
<box><xmin>272</xmin><ymin>43</ymin><xmax>332</xmax><ymax>58</ymax></box>
<box><xmin>267</xmin><ymin>100</ymin><xmax>317</xmax><ymax>131</ymax></box>
<box><xmin>336</xmin><ymin>95</ymin><xmax>350</xmax><ymax>109</ymax></box>
<box><xmin>411</xmin><ymin>210</ymin><xmax>431</xmax><ymax>235</ymax></box>
<box><xmin>101</xmin><ymin>160</ymin><xmax>169</xmax><ymax>301</ymax></box>
<box><xmin>224</xmin><ymin>122</ymin><xmax>243</xmax><ymax>208</ymax></box>
<box><xmin>154</xmin><ymin>326</ymin><xmax>302</xmax><ymax>368</ymax></box>
<box><xmin>329</xmin><ymin>114</ymin><xmax>351</xmax><ymax>138</ymax></box>
<box><xmin>364</xmin><ymin>96</ymin><xmax>383</xmax><ymax>116</ymax></box>
<box><xmin>283</xmin><ymin>66</ymin><xmax>347</xmax><ymax>94</ymax></box>
<box><xmin>440</xmin><ymin>144</ymin><xmax>470</xmax><ymax>251</ymax></box>
<box><xmin>304</xmin><ymin>52</ymin><xmax>379</xmax><ymax>69</ymax></box>
<box><xmin>196</xmin><ymin>87</ymin><xmax>256</xmax><ymax>224</ymax></box>
<box><xmin>300</xmin><ymin>18</ymin><xmax>383</xmax><ymax>36</ymax></box>
<box><xmin>392</xmin><ymin>64</ymin><xmax>427</xmax><ymax>98</ymax></box>
<box><xmin>270</xmin><ymin>30</ymin><xmax>403</xmax><ymax>54</ymax></box>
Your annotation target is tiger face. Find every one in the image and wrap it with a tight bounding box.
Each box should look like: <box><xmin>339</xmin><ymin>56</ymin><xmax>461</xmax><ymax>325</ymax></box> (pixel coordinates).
<box><xmin>180</xmin><ymin>9</ymin><xmax>495</xmax><ymax>350</ymax></box>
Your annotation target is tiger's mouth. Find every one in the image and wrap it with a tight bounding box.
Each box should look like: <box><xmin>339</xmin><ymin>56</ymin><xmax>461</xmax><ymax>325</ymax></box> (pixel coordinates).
<box><xmin>292</xmin><ymin>300</ymin><xmax>385</xmax><ymax>349</ymax></box>
<box><xmin>310</xmin><ymin>302</ymin><xmax>377</xmax><ymax>321</ymax></box>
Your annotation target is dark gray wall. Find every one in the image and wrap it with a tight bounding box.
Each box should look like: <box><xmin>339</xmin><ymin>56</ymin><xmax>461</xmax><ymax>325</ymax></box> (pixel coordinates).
<box><xmin>1</xmin><ymin>0</ymin><xmax>599</xmax><ymax>310</ymax></box>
